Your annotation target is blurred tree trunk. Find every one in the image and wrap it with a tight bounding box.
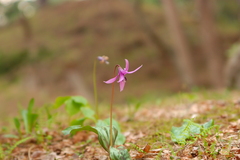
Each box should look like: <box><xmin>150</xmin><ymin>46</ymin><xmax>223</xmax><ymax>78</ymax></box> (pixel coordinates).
<box><xmin>225</xmin><ymin>49</ymin><xmax>240</xmax><ymax>89</ymax></box>
<box><xmin>161</xmin><ymin>0</ymin><xmax>197</xmax><ymax>88</ymax></box>
<box><xmin>196</xmin><ymin>0</ymin><xmax>224</xmax><ymax>88</ymax></box>
<box><xmin>133</xmin><ymin>0</ymin><xmax>171</xmax><ymax>56</ymax></box>
<box><xmin>19</xmin><ymin>16</ymin><xmax>38</xmax><ymax>57</ymax></box>
<box><xmin>19</xmin><ymin>16</ymin><xmax>32</xmax><ymax>44</ymax></box>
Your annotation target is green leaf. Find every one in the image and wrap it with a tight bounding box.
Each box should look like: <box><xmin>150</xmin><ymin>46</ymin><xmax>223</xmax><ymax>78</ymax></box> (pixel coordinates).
<box><xmin>53</xmin><ymin>96</ymin><xmax>71</xmax><ymax>109</ymax></box>
<box><xmin>28</xmin><ymin>114</ymin><xmax>38</xmax><ymax>132</ymax></box>
<box><xmin>96</xmin><ymin>118</ymin><xmax>126</xmax><ymax>145</ymax></box>
<box><xmin>64</xmin><ymin>96</ymin><xmax>88</xmax><ymax>116</ymax></box>
<box><xmin>53</xmin><ymin>96</ymin><xmax>88</xmax><ymax>115</ymax></box>
<box><xmin>13</xmin><ymin>118</ymin><xmax>21</xmax><ymax>133</ymax></box>
<box><xmin>171</xmin><ymin>119</ymin><xmax>215</xmax><ymax>144</ymax></box>
<box><xmin>45</xmin><ymin>106</ymin><xmax>52</xmax><ymax>120</ymax></box>
<box><xmin>62</xmin><ymin>125</ymin><xmax>118</xmax><ymax>153</ymax></box>
<box><xmin>62</xmin><ymin>125</ymin><xmax>98</xmax><ymax>135</ymax></box>
<box><xmin>71</xmin><ymin>96</ymin><xmax>88</xmax><ymax>105</ymax></box>
<box><xmin>21</xmin><ymin>98</ymin><xmax>39</xmax><ymax>133</ymax></box>
<box><xmin>110</xmin><ymin>146</ymin><xmax>131</xmax><ymax>160</ymax></box>
<box><xmin>27</xmin><ymin>98</ymin><xmax>34</xmax><ymax>113</ymax></box>
<box><xmin>65</xmin><ymin>99</ymin><xmax>80</xmax><ymax>116</ymax></box>
<box><xmin>21</xmin><ymin>110</ymin><xmax>30</xmax><ymax>133</ymax></box>
<box><xmin>70</xmin><ymin>118</ymin><xmax>86</xmax><ymax>126</ymax></box>
<box><xmin>203</xmin><ymin>119</ymin><xmax>214</xmax><ymax>129</ymax></box>
<box><xmin>96</xmin><ymin>126</ymin><xmax>118</xmax><ymax>152</ymax></box>
<box><xmin>80</xmin><ymin>107</ymin><xmax>96</xmax><ymax>122</ymax></box>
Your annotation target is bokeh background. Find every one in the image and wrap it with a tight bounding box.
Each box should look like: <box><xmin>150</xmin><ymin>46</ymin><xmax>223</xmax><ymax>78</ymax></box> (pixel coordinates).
<box><xmin>0</xmin><ymin>0</ymin><xmax>240</xmax><ymax>119</ymax></box>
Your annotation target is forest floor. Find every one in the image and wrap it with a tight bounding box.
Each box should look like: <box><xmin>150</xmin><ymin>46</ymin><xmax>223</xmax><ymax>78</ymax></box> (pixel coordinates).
<box><xmin>1</xmin><ymin>91</ymin><xmax>240</xmax><ymax>160</ymax></box>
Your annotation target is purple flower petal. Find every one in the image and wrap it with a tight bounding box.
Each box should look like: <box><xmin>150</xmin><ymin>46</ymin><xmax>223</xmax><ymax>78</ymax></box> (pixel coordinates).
<box><xmin>124</xmin><ymin>59</ymin><xmax>129</xmax><ymax>71</ymax></box>
<box><xmin>117</xmin><ymin>73</ymin><xmax>125</xmax><ymax>83</ymax></box>
<box><xmin>97</xmin><ymin>56</ymin><xmax>103</xmax><ymax>61</ymax></box>
<box><xmin>127</xmin><ymin>65</ymin><xmax>143</xmax><ymax>74</ymax></box>
<box><xmin>119</xmin><ymin>80</ymin><xmax>126</xmax><ymax>92</ymax></box>
<box><xmin>104</xmin><ymin>59</ymin><xmax>142</xmax><ymax>92</ymax></box>
<box><xmin>104</xmin><ymin>75</ymin><xmax>119</xmax><ymax>84</ymax></box>
<box><xmin>119</xmin><ymin>67</ymin><xmax>127</xmax><ymax>75</ymax></box>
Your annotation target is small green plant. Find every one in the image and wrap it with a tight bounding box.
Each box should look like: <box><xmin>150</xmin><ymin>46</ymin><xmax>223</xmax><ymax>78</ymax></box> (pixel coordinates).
<box><xmin>63</xmin><ymin>121</ymin><xmax>118</xmax><ymax>153</ymax></box>
<box><xmin>96</xmin><ymin>118</ymin><xmax>126</xmax><ymax>145</ymax></box>
<box><xmin>13</xmin><ymin>117</ymin><xmax>21</xmax><ymax>137</ymax></box>
<box><xmin>62</xmin><ymin>118</ymin><xmax>126</xmax><ymax>147</ymax></box>
<box><xmin>21</xmin><ymin>99</ymin><xmax>38</xmax><ymax>134</ymax></box>
<box><xmin>171</xmin><ymin>119</ymin><xmax>217</xmax><ymax>144</ymax></box>
<box><xmin>53</xmin><ymin>96</ymin><xmax>96</xmax><ymax>125</ymax></box>
<box><xmin>57</xmin><ymin>96</ymin><xmax>126</xmax><ymax>143</ymax></box>
<box><xmin>13</xmin><ymin>98</ymin><xmax>38</xmax><ymax>135</ymax></box>
<box><xmin>12</xmin><ymin>99</ymin><xmax>54</xmax><ymax>145</ymax></box>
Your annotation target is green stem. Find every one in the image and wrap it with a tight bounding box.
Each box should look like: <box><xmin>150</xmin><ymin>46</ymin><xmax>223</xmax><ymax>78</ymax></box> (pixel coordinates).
<box><xmin>110</xmin><ymin>65</ymin><xmax>118</xmax><ymax>148</ymax></box>
<box><xmin>93</xmin><ymin>60</ymin><xmax>99</xmax><ymax>119</ymax></box>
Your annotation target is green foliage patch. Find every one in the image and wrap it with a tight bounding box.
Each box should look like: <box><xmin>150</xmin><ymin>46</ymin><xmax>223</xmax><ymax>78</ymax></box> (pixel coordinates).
<box><xmin>96</xmin><ymin>118</ymin><xmax>126</xmax><ymax>145</ymax></box>
<box><xmin>171</xmin><ymin>119</ymin><xmax>217</xmax><ymax>144</ymax></box>
<box><xmin>62</xmin><ymin>125</ymin><xmax>118</xmax><ymax>153</ymax></box>
<box><xmin>110</xmin><ymin>146</ymin><xmax>131</xmax><ymax>160</ymax></box>
<box><xmin>13</xmin><ymin>98</ymin><xmax>39</xmax><ymax>136</ymax></box>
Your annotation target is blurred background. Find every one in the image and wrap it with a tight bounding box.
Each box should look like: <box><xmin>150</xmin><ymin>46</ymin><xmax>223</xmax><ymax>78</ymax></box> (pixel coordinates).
<box><xmin>0</xmin><ymin>0</ymin><xmax>240</xmax><ymax>118</ymax></box>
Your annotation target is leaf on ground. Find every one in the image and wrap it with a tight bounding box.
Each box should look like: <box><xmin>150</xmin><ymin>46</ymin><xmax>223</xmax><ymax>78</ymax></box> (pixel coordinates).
<box><xmin>65</xmin><ymin>96</ymin><xmax>88</xmax><ymax>116</ymax></box>
<box><xmin>110</xmin><ymin>146</ymin><xmax>131</xmax><ymax>160</ymax></box>
<box><xmin>53</xmin><ymin>96</ymin><xmax>70</xmax><ymax>109</ymax></box>
<box><xmin>62</xmin><ymin>125</ymin><xmax>98</xmax><ymax>135</ymax></box>
<box><xmin>171</xmin><ymin>119</ymin><xmax>214</xmax><ymax>144</ymax></box>
<box><xmin>80</xmin><ymin>107</ymin><xmax>96</xmax><ymax>122</ymax></box>
<box><xmin>96</xmin><ymin>118</ymin><xmax>126</xmax><ymax>145</ymax></box>
<box><xmin>70</xmin><ymin>118</ymin><xmax>86</xmax><ymax>126</ymax></box>
<box><xmin>62</xmin><ymin>125</ymin><xmax>118</xmax><ymax>152</ymax></box>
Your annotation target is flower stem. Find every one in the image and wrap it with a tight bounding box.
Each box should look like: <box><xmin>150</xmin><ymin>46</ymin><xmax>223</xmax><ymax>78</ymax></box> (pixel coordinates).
<box><xmin>93</xmin><ymin>60</ymin><xmax>99</xmax><ymax>119</ymax></box>
<box><xmin>110</xmin><ymin>65</ymin><xmax>119</xmax><ymax>148</ymax></box>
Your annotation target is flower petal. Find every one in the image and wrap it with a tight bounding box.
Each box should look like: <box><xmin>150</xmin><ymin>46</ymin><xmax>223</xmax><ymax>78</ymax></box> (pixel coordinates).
<box><xmin>104</xmin><ymin>75</ymin><xmax>119</xmax><ymax>84</ymax></box>
<box><xmin>97</xmin><ymin>56</ymin><xmax>103</xmax><ymax>61</ymax></box>
<box><xmin>127</xmin><ymin>65</ymin><xmax>143</xmax><ymax>74</ymax></box>
<box><xmin>119</xmin><ymin>80</ymin><xmax>126</xmax><ymax>92</ymax></box>
<box><xmin>117</xmin><ymin>74</ymin><xmax>125</xmax><ymax>83</ymax></box>
<box><xmin>119</xmin><ymin>67</ymin><xmax>127</xmax><ymax>75</ymax></box>
<box><xmin>124</xmin><ymin>59</ymin><xmax>129</xmax><ymax>71</ymax></box>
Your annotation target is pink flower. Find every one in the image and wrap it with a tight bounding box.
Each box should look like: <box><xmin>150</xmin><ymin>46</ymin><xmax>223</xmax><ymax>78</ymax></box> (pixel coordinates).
<box><xmin>104</xmin><ymin>59</ymin><xmax>142</xmax><ymax>91</ymax></box>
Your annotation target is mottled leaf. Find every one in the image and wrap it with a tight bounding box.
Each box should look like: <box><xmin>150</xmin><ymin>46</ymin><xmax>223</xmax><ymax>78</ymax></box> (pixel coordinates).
<box><xmin>110</xmin><ymin>146</ymin><xmax>131</xmax><ymax>160</ymax></box>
